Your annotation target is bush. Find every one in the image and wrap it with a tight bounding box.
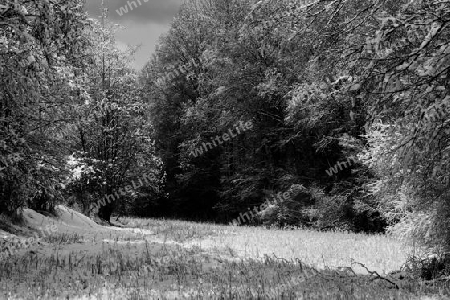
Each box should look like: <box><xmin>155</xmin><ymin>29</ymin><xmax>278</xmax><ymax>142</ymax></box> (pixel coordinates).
<box><xmin>403</xmin><ymin>252</ymin><xmax>450</xmax><ymax>280</ymax></box>
<box><xmin>258</xmin><ymin>183</ymin><xmax>387</xmax><ymax>232</ymax></box>
<box><xmin>258</xmin><ymin>184</ymin><xmax>313</xmax><ymax>227</ymax></box>
<box><xmin>0</xmin><ymin>150</ymin><xmax>64</xmax><ymax>215</ymax></box>
<box><xmin>28</xmin><ymin>188</ymin><xmax>57</xmax><ymax>215</ymax></box>
<box><xmin>0</xmin><ymin>152</ymin><xmax>34</xmax><ymax>214</ymax></box>
<box><xmin>361</xmin><ymin>120</ymin><xmax>450</xmax><ymax>252</ymax></box>
<box><xmin>307</xmin><ymin>187</ymin><xmax>354</xmax><ymax>231</ymax></box>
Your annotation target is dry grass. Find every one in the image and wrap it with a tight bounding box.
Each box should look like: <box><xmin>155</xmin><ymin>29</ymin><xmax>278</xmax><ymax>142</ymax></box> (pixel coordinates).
<box><xmin>1</xmin><ymin>217</ymin><xmax>449</xmax><ymax>299</ymax></box>
<box><xmin>41</xmin><ymin>233</ymin><xmax>84</xmax><ymax>245</ymax></box>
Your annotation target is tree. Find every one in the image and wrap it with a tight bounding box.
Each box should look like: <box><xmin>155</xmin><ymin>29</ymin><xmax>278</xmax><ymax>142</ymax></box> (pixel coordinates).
<box><xmin>0</xmin><ymin>0</ymin><xmax>91</xmax><ymax>214</ymax></box>
<box><xmin>64</xmin><ymin>7</ymin><xmax>161</xmax><ymax>223</ymax></box>
<box><xmin>357</xmin><ymin>0</ymin><xmax>450</xmax><ymax>251</ymax></box>
<box><xmin>143</xmin><ymin>0</ymin><xmax>387</xmax><ymax>230</ymax></box>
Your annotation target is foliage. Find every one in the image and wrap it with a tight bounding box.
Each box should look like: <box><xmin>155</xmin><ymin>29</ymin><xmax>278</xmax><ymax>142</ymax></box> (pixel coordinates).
<box><xmin>0</xmin><ymin>1</ymin><xmax>163</xmax><ymax>222</ymax></box>
<box><xmin>403</xmin><ymin>252</ymin><xmax>450</xmax><ymax>281</ymax></box>
<box><xmin>3</xmin><ymin>0</ymin><xmax>450</xmax><ymax>265</ymax></box>
<box><xmin>0</xmin><ymin>0</ymin><xmax>90</xmax><ymax>214</ymax></box>
<box><xmin>258</xmin><ymin>184</ymin><xmax>313</xmax><ymax>227</ymax></box>
<box><xmin>142</xmin><ymin>0</ymin><xmax>391</xmax><ymax>234</ymax></box>
<box><xmin>356</xmin><ymin>0</ymin><xmax>450</xmax><ymax>254</ymax></box>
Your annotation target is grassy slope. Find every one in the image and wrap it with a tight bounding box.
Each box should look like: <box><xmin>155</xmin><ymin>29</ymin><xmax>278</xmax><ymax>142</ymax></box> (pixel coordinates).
<box><xmin>0</xmin><ymin>215</ymin><xmax>449</xmax><ymax>299</ymax></box>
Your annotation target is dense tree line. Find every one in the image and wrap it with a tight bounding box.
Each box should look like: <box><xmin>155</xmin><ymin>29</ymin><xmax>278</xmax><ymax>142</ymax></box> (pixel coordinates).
<box><xmin>1</xmin><ymin>0</ymin><xmax>450</xmax><ymax>255</ymax></box>
<box><xmin>143</xmin><ymin>0</ymin><xmax>450</xmax><ymax>249</ymax></box>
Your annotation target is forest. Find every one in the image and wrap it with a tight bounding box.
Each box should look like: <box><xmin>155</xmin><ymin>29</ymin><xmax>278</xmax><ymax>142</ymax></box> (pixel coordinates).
<box><xmin>1</xmin><ymin>0</ymin><xmax>450</xmax><ymax>256</ymax></box>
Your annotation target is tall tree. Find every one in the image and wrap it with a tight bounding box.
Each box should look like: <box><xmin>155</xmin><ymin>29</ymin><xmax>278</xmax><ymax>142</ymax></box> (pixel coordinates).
<box><xmin>0</xmin><ymin>0</ymin><xmax>91</xmax><ymax>214</ymax></box>
<box><xmin>65</xmin><ymin>6</ymin><xmax>160</xmax><ymax>223</ymax></box>
<box><xmin>358</xmin><ymin>0</ymin><xmax>450</xmax><ymax>250</ymax></box>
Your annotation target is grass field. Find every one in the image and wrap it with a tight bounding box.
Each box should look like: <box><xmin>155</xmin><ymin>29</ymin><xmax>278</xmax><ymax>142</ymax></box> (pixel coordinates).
<box><xmin>1</xmin><ymin>215</ymin><xmax>449</xmax><ymax>299</ymax></box>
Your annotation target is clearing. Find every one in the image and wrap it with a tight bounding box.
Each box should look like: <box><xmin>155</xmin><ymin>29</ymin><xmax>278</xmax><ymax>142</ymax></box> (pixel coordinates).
<box><xmin>0</xmin><ymin>205</ymin><xmax>448</xmax><ymax>299</ymax></box>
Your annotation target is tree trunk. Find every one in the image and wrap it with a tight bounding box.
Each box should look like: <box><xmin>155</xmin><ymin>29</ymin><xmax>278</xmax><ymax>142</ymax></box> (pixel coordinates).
<box><xmin>98</xmin><ymin>202</ymin><xmax>114</xmax><ymax>224</ymax></box>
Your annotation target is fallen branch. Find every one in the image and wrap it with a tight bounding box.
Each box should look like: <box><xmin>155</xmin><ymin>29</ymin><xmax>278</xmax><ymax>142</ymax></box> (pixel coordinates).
<box><xmin>352</xmin><ymin>260</ymin><xmax>400</xmax><ymax>289</ymax></box>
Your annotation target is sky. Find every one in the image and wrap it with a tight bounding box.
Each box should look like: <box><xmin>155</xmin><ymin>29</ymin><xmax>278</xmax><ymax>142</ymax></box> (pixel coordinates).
<box><xmin>85</xmin><ymin>0</ymin><xmax>184</xmax><ymax>70</ymax></box>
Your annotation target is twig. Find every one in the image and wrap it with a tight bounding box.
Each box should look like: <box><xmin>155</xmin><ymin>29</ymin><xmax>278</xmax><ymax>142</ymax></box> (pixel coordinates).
<box><xmin>352</xmin><ymin>261</ymin><xmax>400</xmax><ymax>289</ymax></box>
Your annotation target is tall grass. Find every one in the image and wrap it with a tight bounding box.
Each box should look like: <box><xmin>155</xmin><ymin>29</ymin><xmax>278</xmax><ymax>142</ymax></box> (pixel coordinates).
<box><xmin>0</xmin><ymin>217</ymin><xmax>449</xmax><ymax>299</ymax></box>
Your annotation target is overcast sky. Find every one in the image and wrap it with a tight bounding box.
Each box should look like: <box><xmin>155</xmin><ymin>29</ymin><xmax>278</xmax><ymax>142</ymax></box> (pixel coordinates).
<box><xmin>85</xmin><ymin>0</ymin><xmax>184</xmax><ymax>70</ymax></box>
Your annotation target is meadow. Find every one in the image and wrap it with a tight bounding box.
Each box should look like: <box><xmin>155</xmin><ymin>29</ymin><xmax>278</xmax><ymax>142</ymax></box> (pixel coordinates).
<box><xmin>1</xmin><ymin>214</ymin><xmax>449</xmax><ymax>299</ymax></box>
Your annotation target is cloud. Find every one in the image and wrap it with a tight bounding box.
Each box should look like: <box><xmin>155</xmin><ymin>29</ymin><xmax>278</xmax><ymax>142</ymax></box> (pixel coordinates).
<box><xmin>114</xmin><ymin>22</ymin><xmax>171</xmax><ymax>70</ymax></box>
<box><xmin>84</xmin><ymin>1</ymin><xmax>178</xmax><ymax>70</ymax></box>
<box><xmin>85</xmin><ymin>0</ymin><xmax>183</xmax><ymax>24</ymax></box>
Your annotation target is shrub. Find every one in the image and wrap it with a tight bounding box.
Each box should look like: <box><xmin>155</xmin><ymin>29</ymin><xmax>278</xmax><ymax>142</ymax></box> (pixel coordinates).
<box><xmin>307</xmin><ymin>187</ymin><xmax>354</xmax><ymax>231</ymax></box>
<box><xmin>28</xmin><ymin>188</ymin><xmax>58</xmax><ymax>215</ymax></box>
<box><xmin>258</xmin><ymin>184</ymin><xmax>313</xmax><ymax>227</ymax></box>
<box><xmin>361</xmin><ymin>121</ymin><xmax>450</xmax><ymax>253</ymax></box>
<box><xmin>257</xmin><ymin>183</ymin><xmax>385</xmax><ymax>232</ymax></box>
<box><xmin>403</xmin><ymin>252</ymin><xmax>450</xmax><ymax>280</ymax></box>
